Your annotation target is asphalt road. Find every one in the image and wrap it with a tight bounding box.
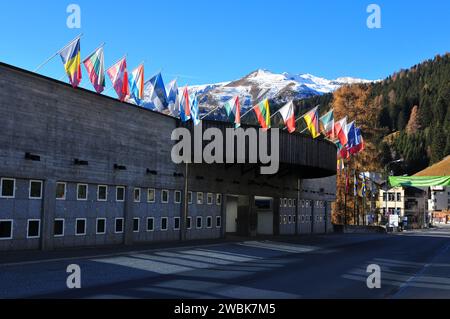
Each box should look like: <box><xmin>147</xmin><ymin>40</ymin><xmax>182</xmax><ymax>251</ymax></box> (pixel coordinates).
<box><xmin>1</xmin><ymin>226</ymin><xmax>449</xmax><ymax>299</ymax></box>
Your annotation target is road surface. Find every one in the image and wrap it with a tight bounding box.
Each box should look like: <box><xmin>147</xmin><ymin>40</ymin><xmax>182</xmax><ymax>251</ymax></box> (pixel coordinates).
<box><xmin>1</xmin><ymin>226</ymin><xmax>449</xmax><ymax>299</ymax></box>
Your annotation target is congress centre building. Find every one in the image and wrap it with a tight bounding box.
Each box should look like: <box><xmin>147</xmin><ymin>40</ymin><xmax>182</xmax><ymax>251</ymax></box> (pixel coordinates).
<box><xmin>0</xmin><ymin>62</ymin><xmax>337</xmax><ymax>251</ymax></box>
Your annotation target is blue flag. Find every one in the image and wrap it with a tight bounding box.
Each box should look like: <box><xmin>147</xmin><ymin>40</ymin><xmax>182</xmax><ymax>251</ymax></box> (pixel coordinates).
<box><xmin>190</xmin><ymin>92</ymin><xmax>200</xmax><ymax>126</ymax></box>
<box><xmin>143</xmin><ymin>73</ymin><xmax>168</xmax><ymax>111</ymax></box>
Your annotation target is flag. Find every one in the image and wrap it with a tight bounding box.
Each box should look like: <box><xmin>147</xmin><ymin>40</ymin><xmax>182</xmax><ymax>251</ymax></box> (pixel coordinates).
<box><xmin>337</xmin><ymin>158</ymin><xmax>345</xmax><ymax>173</ymax></box>
<box><xmin>279</xmin><ymin>101</ymin><xmax>296</xmax><ymax>133</ymax></box>
<box><xmin>59</xmin><ymin>37</ymin><xmax>82</xmax><ymax>88</ymax></box>
<box><xmin>253</xmin><ymin>99</ymin><xmax>271</xmax><ymax>130</ymax></box>
<box><xmin>320</xmin><ymin>109</ymin><xmax>335</xmax><ymax>139</ymax></box>
<box><xmin>107</xmin><ymin>57</ymin><xmax>129</xmax><ymax>102</ymax></box>
<box><xmin>179</xmin><ymin>86</ymin><xmax>191</xmax><ymax>122</ymax></box>
<box><xmin>360</xmin><ymin>177</ymin><xmax>367</xmax><ymax>197</ymax></box>
<box><xmin>83</xmin><ymin>46</ymin><xmax>105</xmax><ymax>93</ymax></box>
<box><xmin>224</xmin><ymin>96</ymin><xmax>241</xmax><ymax>128</ymax></box>
<box><xmin>128</xmin><ymin>64</ymin><xmax>145</xmax><ymax>105</ymax></box>
<box><xmin>336</xmin><ymin>140</ymin><xmax>350</xmax><ymax>160</ymax></box>
<box><xmin>303</xmin><ymin>106</ymin><xmax>320</xmax><ymax>138</ymax></box>
<box><xmin>352</xmin><ymin>128</ymin><xmax>365</xmax><ymax>154</ymax></box>
<box><xmin>334</xmin><ymin>117</ymin><xmax>348</xmax><ymax>146</ymax></box>
<box><xmin>143</xmin><ymin>73</ymin><xmax>168</xmax><ymax>111</ymax></box>
<box><xmin>166</xmin><ymin>79</ymin><xmax>180</xmax><ymax>117</ymax></box>
<box><xmin>346</xmin><ymin>121</ymin><xmax>357</xmax><ymax>152</ymax></box>
<box><xmin>190</xmin><ymin>92</ymin><xmax>200</xmax><ymax>126</ymax></box>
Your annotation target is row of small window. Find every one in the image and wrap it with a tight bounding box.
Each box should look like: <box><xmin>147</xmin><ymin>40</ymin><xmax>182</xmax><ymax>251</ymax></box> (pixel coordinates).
<box><xmin>382</xmin><ymin>193</ymin><xmax>402</xmax><ymax>202</ymax></box>
<box><xmin>0</xmin><ymin>178</ymin><xmax>223</xmax><ymax>205</ymax></box>
<box><xmin>280</xmin><ymin>215</ymin><xmax>325</xmax><ymax>225</ymax></box>
<box><xmin>280</xmin><ymin>199</ymin><xmax>327</xmax><ymax>209</ymax></box>
<box><xmin>0</xmin><ymin>216</ymin><xmax>223</xmax><ymax>240</ymax></box>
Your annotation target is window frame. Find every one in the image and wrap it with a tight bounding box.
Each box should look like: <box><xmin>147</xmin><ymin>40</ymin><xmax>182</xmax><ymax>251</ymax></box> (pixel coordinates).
<box><xmin>147</xmin><ymin>188</ymin><xmax>156</xmax><ymax>203</ymax></box>
<box><xmin>174</xmin><ymin>217</ymin><xmax>181</xmax><ymax>231</ymax></box>
<box><xmin>56</xmin><ymin>182</ymin><xmax>67</xmax><ymax>200</ymax></box>
<box><xmin>197</xmin><ymin>192</ymin><xmax>204</xmax><ymax>205</ymax></box>
<box><xmin>207</xmin><ymin>193</ymin><xmax>214</xmax><ymax>205</ymax></box>
<box><xmin>29</xmin><ymin>180</ymin><xmax>43</xmax><ymax>200</ymax></box>
<box><xmin>134</xmin><ymin>188</ymin><xmax>141</xmax><ymax>203</ymax></box>
<box><xmin>0</xmin><ymin>219</ymin><xmax>13</xmax><ymax>240</ymax></box>
<box><xmin>186</xmin><ymin>216</ymin><xmax>192</xmax><ymax>230</ymax></box>
<box><xmin>174</xmin><ymin>190</ymin><xmax>182</xmax><ymax>204</ymax></box>
<box><xmin>116</xmin><ymin>186</ymin><xmax>125</xmax><ymax>202</ymax></box>
<box><xmin>77</xmin><ymin>184</ymin><xmax>88</xmax><ymax>201</ymax></box>
<box><xmin>206</xmin><ymin>216</ymin><xmax>213</xmax><ymax>229</ymax></box>
<box><xmin>161</xmin><ymin>190</ymin><xmax>169</xmax><ymax>204</ymax></box>
<box><xmin>54</xmin><ymin>218</ymin><xmax>65</xmax><ymax>237</ymax></box>
<box><xmin>0</xmin><ymin>178</ymin><xmax>16</xmax><ymax>199</ymax></box>
<box><xmin>216</xmin><ymin>194</ymin><xmax>222</xmax><ymax>206</ymax></box>
<box><xmin>115</xmin><ymin>218</ymin><xmax>125</xmax><ymax>234</ymax></box>
<box><xmin>196</xmin><ymin>216</ymin><xmax>203</xmax><ymax>229</ymax></box>
<box><xmin>97</xmin><ymin>185</ymin><xmax>108</xmax><ymax>202</ymax></box>
<box><xmin>96</xmin><ymin>218</ymin><xmax>107</xmax><ymax>235</ymax></box>
<box><xmin>216</xmin><ymin>216</ymin><xmax>222</xmax><ymax>228</ymax></box>
<box><xmin>133</xmin><ymin>217</ymin><xmax>140</xmax><ymax>233</ymax></box>
<box><xmin>146</xmin><ymin>217</ymin><xmax>155</xmax><ymax>232</ymax></box>
<box><xmin>75</xmin><ymin>218</ymin><xmax>87</xmax><ymax>236</ymax></box>
<box><xmin>160</xmin><ymin>217</ymin><xmax>168</xmax><ymax>231</ymax></box>
<box><xmin>188</xmin><ymin>192</ymin><xmax>193</xmax><ymax>204</ymax></box>
<box><xmin>26</xmin><ymin>219</ymin><xmax>41</xmax><ymax>239</ymax></box>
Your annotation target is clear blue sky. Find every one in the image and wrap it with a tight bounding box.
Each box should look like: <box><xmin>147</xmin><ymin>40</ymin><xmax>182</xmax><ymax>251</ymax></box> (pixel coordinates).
<box><xmin>0</xmin><ymin>0</ymin><xmax>449</xmax><ymax>89</ymax></box>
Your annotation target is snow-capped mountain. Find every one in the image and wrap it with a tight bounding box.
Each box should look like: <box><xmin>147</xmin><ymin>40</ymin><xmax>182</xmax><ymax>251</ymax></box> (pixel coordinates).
<box><xmin>184</xmin><ymin>69</ymin><xmax>374</xmax><ymax>113</ymax></box>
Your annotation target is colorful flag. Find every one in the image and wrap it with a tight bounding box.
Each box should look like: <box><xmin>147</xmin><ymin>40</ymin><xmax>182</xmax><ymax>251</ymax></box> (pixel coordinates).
<box><xmin>253</xmin><ymin>99</ymin><xmax>271</xmax><ymax>130</ymax></box>
<box><xmin>83</xmin><ymin>46</ymin><xmax>105</xmax><ymax>93</ymax></box>
<box><xmin>320</xmin><ymin>109</ymin><xmax>335</xmax><ymax>139</ymax></box>
<box><xmin>166</xmin><ymin>79</ymin><xmax>180</xmax><ymax>117</ymax></box>
<box><xmin>346</xmin><ymin>121</ymin><xmax>357</xmax><ymax>151</ymax></box>
<box><xmin>190</xmin><ymin>92</ymin><xmax>200</xmax><ymax>126</ymax></box>
<box><xmin>179</xmin><ymin>87</ymin><xmax>191</xmax><ymax>122</ymax></box>
<box><xmin>107</xmin><ymin>57</ymin><xmax>129</xmax><ymax>102</ymax></box>
<box><xmin>59</xmin><ymin>37</ymin><xmax>82</xmax><ymax>88</ymax></box>
<box><xmin>334</xmin><ymin>117</ymin><xmax>348</xmax><ymax>146</ymax></box>
<box><xmin>337</xmin><ymin>158</ymin><xmax>345</xmax><ymax>173</ymax></box>
<box><xmin>143</xmin><ymin>73</ymin><xmax>168</xmax><ymax>111</ymax></box>
<box><xmin>128</xmin><ymin>64</ymin><xmax>145</xmax><ymax>105</ymax></box>
<box><xmin>360</xmin><ymin>177</ymin><xmax>367</xmax><ymax>197</ymax></box>
<box><xmin>224</xmin><ymin>96</ymin><xmax>241</xmax><ymax>128</ymax></box>
<box><xmin>279</xmin><ymin>101</ymin><xmax>296</xmax><ymax>133</ymax></box>
<box><xmin>351</xmin><ymin>128</ymin><xmax>365</xmax><ymax>154</ymax></box>
<box><xmin>303</xmin><ymin>106</ymin><xmax>320</xmax><ymax>138</ymax></box>
<box><xmin>336</xmin><ymin>140</ymin><xmax>350</xmax><ymax>160</ymax></box>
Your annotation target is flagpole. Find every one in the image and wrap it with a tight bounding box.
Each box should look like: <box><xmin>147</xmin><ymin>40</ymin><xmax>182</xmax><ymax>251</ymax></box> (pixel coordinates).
<box><xmin>201</xmin><ymin>105</ymin><xmax>221</xmax><ymax>120</ymax></box>
<box><xmin>34</xmin><ymin>33</ymin><xmax>83</xmax><ymax>73</ymax></box>
<box><xmin>83</xmin><ymin>42</ymin><xmax>106</xmax><ymax>62</ymax></box>
<box><xmin>240</xmin><ymin>107</ymin><xmax>254</xmax><ymax>120</ymax></box>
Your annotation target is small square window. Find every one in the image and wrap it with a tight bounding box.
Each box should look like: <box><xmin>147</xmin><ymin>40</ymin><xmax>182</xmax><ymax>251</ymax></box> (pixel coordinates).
<box><xmin>97</xmin><ymin>185</ymin><xmax>108</xmax><ymax>201</ymax></box>
<box><xmin>116</xmin><ymin>186</ymin><xmax>125</xmax><ymax>202</ymax></box>
<box><xmin>174</xmin><ymin>217</ymin><xmax>181</xmax><ymax>230</ymax></box>
<box><xmin>147</xmin><ymin>189</ymin><xmax>156</xmax><ymax>203</ymax></box>
<box><xmin>207</xmin><ymin>193</ymin><xmax>213</xmax><ymax>205</ymax></box>
<box><xmin>197</xmin><ymin>192</ymin><xmax>204</xmax><ymax>205</ymax></box>
<box><xmin>161</xmin><ymin>217</ymin><xmax>168</xmax><ymax>231</ymax></box>
<box><xmin>196</xmin><ymin>216</ymin><xmax>203</xmax><ymax>229</ymax></box>
<box><xmin>174</xmin><ymin>191</ymin><xmax>182</xmax><ymax>204</ymax></box>
<box><xmin>288</xmin><ymin>199</ymin><xmax>293</xmax><ymax>207</ymax></box>
<box><xmin>216</xmin><ymin>216</ymin><xmax>222</xmax><ymax>228</ymax></box>
<box><xmin>206</xmin><ymin>216</ymin><xmax>213</xmax><ymax>228</ymax></box>
<box><xmin>27</xmin><ymin>220</ymin><xmax>40</xmax><ymax>238</ymax></box>
<box><xmin>115</xmin><ymin>218</ymin><xmax>124</xmax><ymax>233</ymax></box>
<box><xmin>0</xmin><ymin>220</ymin><xmax>13</xmax><ymax>240</ymax></box>
<box><xmin>54</xmin><ymin>219</ymin><xmax>64</xmax><ymax>237</ymax></box>
<box><xmin>161</xmin><ymin>190</ymin><xmax>169</xmax><ymax>203</ymax></box>
<box><xmin>75</xmin><ymin>219</ymin><xmax>87</xmax><ymax>236</ymax></box>
<box><xmin>96</xmin><ymin>218</ymin><xmax>106</xmax><ymax>234</ymax></box>
<box><xmin>147</xmin><ymin>218</ymin><xmax>154</xmax><ymax>232</ymax></box>
<box><xmin>188</xmin><ymin>192</ymin><xmax>193</xmax><ymax>204</ymax></box>
<box><xmin>77</xmin><ymin>184</ymin><xmax>88</xmax><ymax>201</ymax></box>
<box><xmin>56</xmin><ymin>182</ymin><xmax>66</xmax><ymax>200</ymax></box>
<box><xmin>216</xmin><ymin>194</ymin><xmax>222</xmax><ymax>206</ymax></box>
<box><xmin>134</xmin><ymin>188</ymin><xmax>141</xmax><ymax>203</ymax></box>
<box><xmin>133</xmin><ymin>218</ymin><xmax>140</xmax><ymax>232</ymax></box>
<box><xmin>186</xmin><ymin>217</ymin><xmax>192</xmax><ymax>229</ymax></box>
<box><xmin>29</xmin><ymin>180</ymin><xmax>43</xmax><ymax>199</ymax></box>
<box><xmin>0</xmin><ymin>178</ymin><xmax>15</xmax><ymax>198</ymax></box>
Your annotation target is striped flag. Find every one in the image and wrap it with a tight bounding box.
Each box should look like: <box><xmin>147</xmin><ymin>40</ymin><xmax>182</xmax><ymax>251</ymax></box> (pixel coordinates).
<box><xmin>253</xmin><ymin>99</ymin><xmax>271</xmax><ymax>130</ymax></box>
<box><xmin>303</xmin><ymin>106</ymin><xmax>320</xmax><ymax>138</ymax></box>
<box><xmin>190</xmin><ymin>92</ymin><xmax>200</xmax><ymax>126</ymax></box>
<box><xmin>144</xmin><ymin>73</ymin><xmax>168</xmax><ymax>111</ymax></box>
<box><xmin>334</xmin><ymin>117</ymin><xmax>348</xmax><ymax>146</ymax></box>
<box><xmin>83</xmin><ymin>46</ymin><xmax>105</xmax><ymax>93</ymax></box>
<box><xmin>224</xmin><ymin>96</ymin><xmax>241</xmax><ymax>128</ymax></box>
<box><xmin>129</xmin><ymin>64</ymin><xmax>145</xmax><ymax>105</ymax></box>
<box><xmin>59</xmin><ymin>37</ymin><xmax>82</xmax><ymax>88</ymax></box>
<box><xmin>166</xmin><ymin>79</ymin><xmax>180</xmax><ymax>117</ymax></box>
<box><xmin>279</xmin><ymin>101</ymin><xmax>296</xmax><ymax>133</ymax></box>
<box><xmin>179</xmin><ymin>86</ymin><xmax>191</xmax><ymax>122</ymax></box>
<box><xmin>107</xmin><ymin>57</ymin><xmax>129</xmax><ymax>102</ymax></box>
<box><xmin>320</xmin><ymin>109</ymin><xmax>335</xmax><ymax>139</ymax></box>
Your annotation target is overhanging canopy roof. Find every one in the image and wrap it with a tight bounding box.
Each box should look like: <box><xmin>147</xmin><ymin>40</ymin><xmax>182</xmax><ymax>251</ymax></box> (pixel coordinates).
<box><xmin>389</xmin><ymin>176</ymin><xmax>450</xmax><ymax>187</ymax></box>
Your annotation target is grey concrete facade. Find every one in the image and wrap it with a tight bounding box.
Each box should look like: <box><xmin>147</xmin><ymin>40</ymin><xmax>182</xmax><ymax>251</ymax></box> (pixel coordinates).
<box><xmin>0</xmin><ymin>63</ymin><xmax>336</xmax><ymax>251</ymax></box>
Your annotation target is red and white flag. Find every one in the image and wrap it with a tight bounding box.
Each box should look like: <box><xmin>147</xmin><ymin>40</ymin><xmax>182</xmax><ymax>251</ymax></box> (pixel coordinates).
<box><xmin>279</xmin><ymin>101</ymin><xmax>296</xmax><ymax>133</ymax></box>
<box><xmin>107</xmin><ymin>57</ymin><xmax>129</xmax><ymax>102</ymax></box>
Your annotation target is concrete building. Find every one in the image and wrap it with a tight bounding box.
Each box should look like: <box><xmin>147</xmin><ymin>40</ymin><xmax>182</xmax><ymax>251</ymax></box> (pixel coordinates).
<box><xmin>428</xmin><ymin>187</ymin><xmax>450</xmax><ymax>224</ymax></box>
<box><xmin>0</xmin><ymin>62</ymin><xmax>337</xmax><ymax>251</ymax></box>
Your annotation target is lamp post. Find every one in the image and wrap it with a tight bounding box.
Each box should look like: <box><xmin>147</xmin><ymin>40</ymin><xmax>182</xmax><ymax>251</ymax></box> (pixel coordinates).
<box><xmin>384</xmin><ymin>159</ymin><xmax>404</xmax><ymax>231</ymax></box>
